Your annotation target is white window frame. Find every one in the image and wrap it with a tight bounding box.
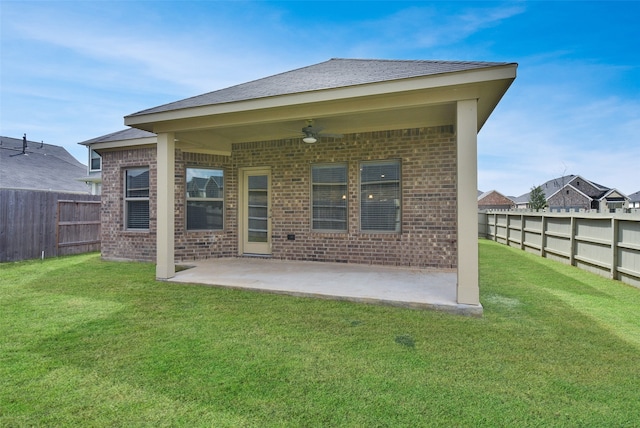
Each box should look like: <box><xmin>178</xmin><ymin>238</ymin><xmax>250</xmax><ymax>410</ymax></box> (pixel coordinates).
<box><xmin>311</xmin><ymin>163</ymin><xmax>348</xmax><ymax>232</ymax></box>
<box><xmin>360</xmin><ymin>160</ymin><xmax>401</xmax><ymax>233</ymax></box>
<box><xmin>186</xmin><ymin>167</ymin><xmax>225</xmax><ymax>231</ymax></box>
<box><xmin>124</xmin><ymin>167</ymin><xmax>149</xmax><ymax>231</ymax></box>
<box><xmin>89</xmin><ymin>149</ymin><xmax>101</xmax><ymax>172</ymax></box>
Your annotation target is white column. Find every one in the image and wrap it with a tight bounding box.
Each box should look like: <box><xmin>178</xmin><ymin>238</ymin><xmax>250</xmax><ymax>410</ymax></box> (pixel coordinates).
<box><xmin>156</xmin><ymin>132</ymin><xmax>175</xmax><ymax>279</ymax></box>
<box><xmin>456</xmin><ymin>99</ymin><xmax>479</xmax><ymax>305</ymax></box>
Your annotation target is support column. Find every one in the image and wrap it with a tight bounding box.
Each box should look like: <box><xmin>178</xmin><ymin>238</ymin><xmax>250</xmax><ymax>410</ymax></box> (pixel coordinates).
<box><xmin>456</xmin><ymin>99</ymin><xmax>480</xmax><ymax>305</ymax></box>
<box><xmin>156</xmin><ymin>132</ymin><xmax>175</xmax><ymax>279</ymax></box>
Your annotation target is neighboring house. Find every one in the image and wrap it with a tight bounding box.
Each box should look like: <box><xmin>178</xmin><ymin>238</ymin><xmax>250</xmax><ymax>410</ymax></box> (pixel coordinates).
<box><xmin>1</xmin><ymin>135</ymin><xmax>90</xmax><ymax>193</ymax></box>
<box><xmin>478</xmin><ymin>190</ymin><xmax>515</xmax><ymax>210</ymax></box>
<box><xmin>629</xmin><ymin>191</ymin><xmax>640</xmax><ymax>209</ymax></box>
<box><xmin>514</xmin><ymin>175</ymin><xmax>628</xmax><ymax>212</ymax></box>
<box><xmin>1</xmin><ymin>135</ymin><xmax>100</xmax><ymax>262</ymax></box>
<box><xmin>82</xmin><ymin>58</ymin><xmax>517</xmax><ymax>307</ymax></box>
<box><xmin>186</xmin><ymin>176</ymin><xmax>224</xmax><ymax>198</ymax></box>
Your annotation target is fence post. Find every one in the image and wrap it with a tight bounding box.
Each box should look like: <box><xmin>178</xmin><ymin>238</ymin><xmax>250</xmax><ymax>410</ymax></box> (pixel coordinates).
<box><xmin>611</xmin><ymin>217</ymin><xmax>618</xmax><ymax>280</ymax></box>
<box><xmin>56</xmin><ymin>199</ymin><xmax>61</xmax><ymax>257</ymax></box>
<box><xmin>520</xmin><ymin>213</ymin><xmax>525</xmax><ymax>250</ymax></box>
<box><xmin>540</xmin><ymin>212</ymin><xmax>547</xmax><ymax>257</ymax></box>
<box><xmin>481</xmin><ymin>209</ymin><xmax>640</xmax><ymax>288</ymax></box>
<box><xmin>569</xmin><ymin>216</ymin><xmax>576</xmax><ymax>267</ymax></box>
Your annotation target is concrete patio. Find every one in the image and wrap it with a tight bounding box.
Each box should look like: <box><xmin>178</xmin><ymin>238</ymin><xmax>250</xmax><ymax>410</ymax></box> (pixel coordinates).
<box><xmin>167</xmin><ymin>258</ymin><xmax>483</xmax><ymax>316</ymax></box>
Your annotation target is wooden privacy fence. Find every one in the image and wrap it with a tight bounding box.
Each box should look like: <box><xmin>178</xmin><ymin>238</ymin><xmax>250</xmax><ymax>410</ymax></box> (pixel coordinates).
<box><xmin>57</xmin><ymin>199</ymin><xmax>101</xmax><ymax>256</ymax></box>
<box><xmin>0</xmin><ymin>189</ymin><xmax>100</xmax><ymax>262</ymax></box>
<box><xmin>479</xmin><ymin>210</ymin><xmax>640</xmax><ymax>288</ymax></box>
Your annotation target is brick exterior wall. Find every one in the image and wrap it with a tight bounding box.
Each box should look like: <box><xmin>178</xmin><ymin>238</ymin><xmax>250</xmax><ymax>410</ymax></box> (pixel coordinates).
<box><xmin>543</xmin><ymin>177</ymin><xmax>601</xmax><ymax>210</ymax></box>
<box><xmin>478</xmin><ymin>191</ymin><xmax>514</xmax><ymax>210</ymax></box>
<box><xmin>100</xmin><ymin>146</ymin><xmax>157</xmax><ymax>261</ymax></box>
<box><xmin>100</xmin><ymin>126</ymin><xmax>458</xmax><ymax>269</ymax></box>
<box><xmin>547</xmin><ymin>186</ymin><xmax>593</xmax><ymax>210</ymax></box>
<box><xmin>175</xmin><ymin>151</ymin><xmax>236</xmax><ymax>260</ymax></box>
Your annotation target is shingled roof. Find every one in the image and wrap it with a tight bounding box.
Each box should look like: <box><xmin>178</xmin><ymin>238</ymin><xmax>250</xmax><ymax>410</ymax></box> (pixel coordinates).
<box><xmin>514</xmin><ymin>175</ymin><xmax>612</xmax><ymax>204</ymax></box>
<box><xmin>0</xmin><ymin>136</ymin><xmax>89</xmax><ymax>193</ymax></box>
<box><xmin>79</xmin><ymin>127</ymin><xmax>156</xmax><ymax>145</ymax></box>
<box><xmin>126</xmin><ymin>58</ymin><xmax>513</xmax><ymax>117</ymax></box>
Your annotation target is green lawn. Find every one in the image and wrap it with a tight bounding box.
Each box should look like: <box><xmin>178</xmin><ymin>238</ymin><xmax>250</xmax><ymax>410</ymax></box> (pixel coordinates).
<box><xmin>1</xmin><ymin>240</ymin><xmax>639</xmax><ymax>427</ymax></box>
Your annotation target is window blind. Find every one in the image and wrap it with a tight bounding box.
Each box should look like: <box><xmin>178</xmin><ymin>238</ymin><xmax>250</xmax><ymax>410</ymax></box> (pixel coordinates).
<box><xmin>312</xmin><ymin>164</ymin><xmax>347</xmax><ymax>231</ymax></box>
<box><xmin>360</xmin><ymin>161</ymin><xmax>400</xmax><ymax>232</ymax></box>
<box><xmin>125</xmin><ymin>168</ymin><xmax>149</xmax><ymax>230</ymax></box>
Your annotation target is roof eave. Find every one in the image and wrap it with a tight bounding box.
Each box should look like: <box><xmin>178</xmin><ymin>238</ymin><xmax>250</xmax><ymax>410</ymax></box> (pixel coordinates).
<box><xmin>88</xmin><ymin>136</ymin><xmax>157</xmax><ymax>151</ymax></box>
<box><xmin>124</xmin><ymin>64</ymin><xmax>517</xmax><ymax>132</ymax></box>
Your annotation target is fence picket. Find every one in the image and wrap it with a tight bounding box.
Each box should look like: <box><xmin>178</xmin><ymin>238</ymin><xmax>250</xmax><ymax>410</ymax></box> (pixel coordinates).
<box><xmin>0</xmin><ymin>189</ymin><xmax>100</xmax><ymax>262</ymax></box>
<box><xmin>479</xmin><ymin>210</ymin><xmax>640</xmax><ymax>288</ymax></box>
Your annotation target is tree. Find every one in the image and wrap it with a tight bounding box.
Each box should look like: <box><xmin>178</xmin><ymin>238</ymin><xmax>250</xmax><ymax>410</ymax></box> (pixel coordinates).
<box><xmin>529</xmin><ymin>185</ymin><xmax>547</xmax><ymax>210</ymax></box>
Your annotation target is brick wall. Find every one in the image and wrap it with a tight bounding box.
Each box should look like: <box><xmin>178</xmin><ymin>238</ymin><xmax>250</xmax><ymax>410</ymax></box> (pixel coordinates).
<box><xmin>175</xmin><ymin>151</ymin><xmax>236</xmax><ymax>260</ymax></box>
<box><xmin>100</xmin><ymin>126</ymin><xmax>458</xmax><ymax>269</ymax></box>
<box><xmin>547</xmin><ymin>187</ymin><xmax>592</xmax><ymax>210</ymax></box>
<box><xmin>478</xmin><ymin>191</ymin><xmax>514</xmax><ymax>210</ymax></box>
<box><xmin>100</xmin><ymin>146</ymin><xmax>157</xmax><ymax>261</ymax></box>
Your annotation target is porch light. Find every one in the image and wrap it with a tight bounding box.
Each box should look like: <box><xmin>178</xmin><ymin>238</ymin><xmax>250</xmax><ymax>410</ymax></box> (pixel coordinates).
<box><xmin>303</xmin><ymin>135</ymin><xmax>317</xmax><ymax>144</ymax></box>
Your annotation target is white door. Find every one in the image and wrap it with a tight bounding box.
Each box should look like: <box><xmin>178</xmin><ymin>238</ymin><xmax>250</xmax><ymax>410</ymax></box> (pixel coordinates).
<box><xmin>241</xmin><ymin>168</ymin><xmax>271</xmax><ymax>255</ymax></box>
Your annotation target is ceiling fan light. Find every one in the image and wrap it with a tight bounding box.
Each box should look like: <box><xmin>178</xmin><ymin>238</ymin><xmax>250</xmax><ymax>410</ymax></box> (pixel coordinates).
<box><xmin>303</xmin><ymin>136</ymin><xmax>317</xmax><ymax>144</ymax></box>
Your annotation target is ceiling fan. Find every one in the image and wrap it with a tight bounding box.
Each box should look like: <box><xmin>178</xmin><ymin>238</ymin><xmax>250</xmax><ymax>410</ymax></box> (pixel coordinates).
<box><xmin>299</xmin><ymin>120</ymin><xmax>342</xmax><ymax>144</ymax></box>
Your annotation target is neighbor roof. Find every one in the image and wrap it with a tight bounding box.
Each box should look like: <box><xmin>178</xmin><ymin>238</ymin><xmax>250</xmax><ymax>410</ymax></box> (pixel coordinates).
<box><xmin>126</xmin><ymin>58</ymin><xmax>514</xmax><ymax>117</ymax></box>
<box><xmin>477</xmin><ymin>190</ymin><xmax>514</xmax><ymax>202</ymax></box>
<box><xmin>514</xmin><ymin>175</ymin><xmax>622</xmax><ymax>204</ymax></box>
<box><xmin>0</xmin><ymin>136</ymin><xmax>89</xmax><ymax>193</ymax></box>
<box><xmin>629</xmin><ymin>190</ymin><xmax>640</xmax><ymax>203</ymax></box>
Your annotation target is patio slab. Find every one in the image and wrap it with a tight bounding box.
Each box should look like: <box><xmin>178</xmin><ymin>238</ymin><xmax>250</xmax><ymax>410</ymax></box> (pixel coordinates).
<box><xmin>167</xmin><ymin>258</ymin><xmax>482</xmax><ymax>315</ymax></box>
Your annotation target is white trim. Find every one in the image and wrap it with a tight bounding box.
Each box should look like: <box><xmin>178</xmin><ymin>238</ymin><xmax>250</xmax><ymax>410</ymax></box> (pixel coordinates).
<box><xmin>88</xmin><ymin>136</ymin><xmax>157</xmax><ymax>151</ymax></box>
<box><xmin>456</xmin><ymin>99</ymin><xmax>479</xmax><ymax>306</ymax></box>
<box><xmin>156</xmin><ymin>132</ymin><xmax>175</xmax><ymax>279</ymax></box>
<box><xmin>126</xmin><ymin>66</ymin><xmax>515</xmax><ymax>125</ymax></box>
<box><xmin>238</xmin><ymin>167</ymin><xmax>272</xmax><ymax>256</ymax></box>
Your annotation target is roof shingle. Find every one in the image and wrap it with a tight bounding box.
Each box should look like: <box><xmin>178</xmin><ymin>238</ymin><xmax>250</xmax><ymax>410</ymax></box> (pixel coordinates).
<box><xmin>126</xmin><ymin>58</ymin><xmax>513</xmax><ymax>117</ymax></box>
<box><xmin>0</xmin><ymin>136</ymin><xmax>89</xmax><ymax>193</ymax></box>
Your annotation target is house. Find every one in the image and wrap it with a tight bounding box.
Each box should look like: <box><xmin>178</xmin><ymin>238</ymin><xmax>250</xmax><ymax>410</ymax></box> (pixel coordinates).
<box><xmin>78</xmin><ymin>128</ymin><xmax>157</xmax><ymax>195</ymax></box>
<box><xmin>478</xmin><ymin>190</ymin><xmax>515</xmax><ymax>210</ymax></box>
<box><xmin>629</xmin><ymin>191</ymin><xmax>640</xmax><ymax>209</ymax></box>
<box><xmin>1</xmin><ymin>135</ymin><xmax>100</xmax><ymax>262</ymax></box>
<box><xmin>514</xmin><ymin>175</ymin><xmax>629</xmax><ymax>212</ymax></box>
<box><xmin>1</xmin><ymin>135</ymin><xmax>90</xmax><ymax>193</ymax></box>
<box><xmin>83</xmin><ymin>58</ymin><xmax>517</xmax><ymax>307</ymax></box>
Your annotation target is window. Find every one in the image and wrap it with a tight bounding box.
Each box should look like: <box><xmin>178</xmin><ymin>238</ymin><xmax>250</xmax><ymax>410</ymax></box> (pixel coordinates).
<box><xmin>360</xmin><ymin>160</ymin><xmax>401</xmax><ymax>232</ymax></box>
<box><xmin>125</xmin><ymin>167</ymin><xmax>149</xmax><ymax>230</ymax></box>
<box><xmin>90</xmin><ymin>149</ymin><xmax>101</xmax><ymax>171</ymax></box>
<box><xmin>186</xmin><ymin>168</ymin><xmax>224</xmax><ymax>230</ymax></box>
<box><xmin>312</xmin><ymin>164</ymin><xmax>347</xmax><ymax>231</ymax></box>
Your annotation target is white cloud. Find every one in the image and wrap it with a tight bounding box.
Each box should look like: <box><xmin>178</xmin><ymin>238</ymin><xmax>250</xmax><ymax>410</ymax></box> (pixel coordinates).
<box><xmin>2</xmin><ymin>0</ymin><xmax>638</xmax><ymax>193</ymax></box>
<box><xmin>348</xmin><ymin>3</ymin><xmax>526</xmax><ymax>56</ymax></box>
<box><xmin>479</xmin><ymin>78</ymin><xmax>640</xmax><ymax>196</ymax></box>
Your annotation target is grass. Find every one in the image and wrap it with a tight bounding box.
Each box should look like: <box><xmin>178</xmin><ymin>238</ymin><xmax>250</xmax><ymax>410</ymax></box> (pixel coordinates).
<box><xmin>1</xmin><ymin>240</ymin><xmax>639</xmax><ymax>427</ymax></box>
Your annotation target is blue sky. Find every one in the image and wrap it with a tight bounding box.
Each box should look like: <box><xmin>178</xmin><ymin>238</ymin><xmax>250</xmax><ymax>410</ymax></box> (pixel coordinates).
<box><xmin>1</xmin><ymin>1</ymin><xmax>638</xmax><ymax>196</ymax></box>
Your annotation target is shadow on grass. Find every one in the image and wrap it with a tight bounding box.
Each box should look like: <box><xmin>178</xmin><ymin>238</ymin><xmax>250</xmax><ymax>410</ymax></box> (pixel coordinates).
<box><xmin>480</xmin><ymin>239</ymin><xmax>640</xmax><ymax>350</ymax></box>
